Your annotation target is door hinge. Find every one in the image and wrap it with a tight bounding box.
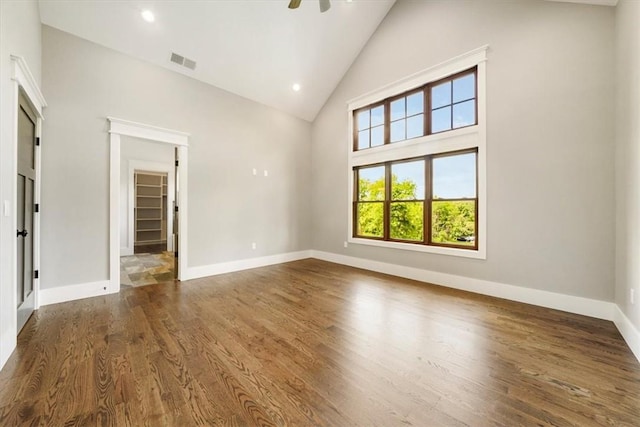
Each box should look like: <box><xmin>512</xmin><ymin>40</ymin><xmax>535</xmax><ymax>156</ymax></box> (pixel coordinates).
<box><xmin>175</xmin><ymin>206</ymin><xmax>179</xmax><ymax>212</ymax></box>
<box><xmin>34</xmin><ymin>270</ymin><xmax>39</xmax><ymax>279</ymax></box>
<box><xmin>175</xmin><ymin>160</ymin><xmax>179</xmax><ymax>167</ymax></box>
<box><xmin>34</xmin><ymin>203</ymin><xmax>40</xmax><ymax>213</ymax></box>
<box><xmin>35</xmin><ymin>137</ymin><xmax>40</xmax><ymax>146</ymax></box>
<box><xmin>174</xmin><ymin>251</ymin><xmax>178</xmax><ymax>257</ymax></box>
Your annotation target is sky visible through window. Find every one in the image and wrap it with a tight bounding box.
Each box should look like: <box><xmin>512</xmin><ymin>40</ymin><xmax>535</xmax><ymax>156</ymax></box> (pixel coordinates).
<box><xmin>359</xmin><ymin>152</ymin><xmax>475</xmax><ymax>200</ymax></box>
<box><xmin>433</xmin><ymin>153</ymin><xmax>476</xmax><ymax>199</ymax></box>
<box><xmin>431</xmin><ymin>73</ymin><xmax>475</xmax><ymax>133</ymax></box>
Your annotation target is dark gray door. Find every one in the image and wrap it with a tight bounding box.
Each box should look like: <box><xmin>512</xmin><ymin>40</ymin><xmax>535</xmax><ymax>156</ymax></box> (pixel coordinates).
<box><xmin>17</xmin><ymin>93</ymin><xmax>37</xmax><ymax>332</ymax></box>
<box><xmin>173</xmin><ymin>147</ymin><xmax>179</xmax><ymax>279</ymax></box>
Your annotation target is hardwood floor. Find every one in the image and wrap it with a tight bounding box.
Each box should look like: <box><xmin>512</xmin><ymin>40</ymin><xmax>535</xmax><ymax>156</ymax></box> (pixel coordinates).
<box><xmin>1</xmin><ymin>259</ymin><xmax>638</xmax><ymax>426</ymax></box>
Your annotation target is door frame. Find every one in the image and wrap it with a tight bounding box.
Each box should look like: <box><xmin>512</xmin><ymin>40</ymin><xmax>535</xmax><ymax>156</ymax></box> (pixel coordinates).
<box><xmin>1</xmin><ymin>55</ymin><xmax>46</xmax><ymax>368</ymax></box>
<box><xmin>123</xmin><ymin>161</ymin><xmax>175</xmax><ymax>255</ymax></box>
<box><xmin>10</xmin><ymin>56</ymin><xmax>46</xmax><ymax>310</ymax></box>
<box><xmin>107</xmin><ymin>117</ymin><xmax>189</xmax><ymax>294</ymax></box>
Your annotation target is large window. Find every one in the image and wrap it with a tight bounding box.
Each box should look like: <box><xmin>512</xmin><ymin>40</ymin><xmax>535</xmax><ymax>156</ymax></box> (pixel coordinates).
<box><xmin>354</xmin><ymin>150</ymin><xmax>477</xmax><ymax>249</ymax></box>
<box><xmin>348</xmin><ymin>46</ymin><xmax>487</xmax><ymax>258</ymax></box>
<box><xmin>354</xmin><ymin>68</ymin><xmax>476</xmax><ymax>151</ymax></box>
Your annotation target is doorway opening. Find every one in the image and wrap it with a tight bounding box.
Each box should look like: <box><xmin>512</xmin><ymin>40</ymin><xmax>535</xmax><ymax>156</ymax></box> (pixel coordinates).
<box><xmin>107</xmin><ymin>117</ymin><xmax>189</xmax><ymax>295</ymax></box>
<box><xmin>120</xmin><ymin>156</ymin><xmax>176</xmax><ymax>288</ymax></box>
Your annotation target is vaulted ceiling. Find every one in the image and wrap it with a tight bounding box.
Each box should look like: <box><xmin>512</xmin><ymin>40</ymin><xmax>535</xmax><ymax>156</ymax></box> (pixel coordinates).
<box><xmin>38</xmin><ymin>0</ymin><xmax>396</xmax><ymax>122</ymax></box>
<box><xmin>38</xmin><ymin>0</ymin><xmax>618</xmax><ymax>122</ymax></box>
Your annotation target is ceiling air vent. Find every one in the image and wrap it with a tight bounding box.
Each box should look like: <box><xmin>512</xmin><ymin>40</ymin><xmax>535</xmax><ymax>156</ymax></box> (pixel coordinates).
<box><xmin>170</xmin><ymin>52</ymin><xmax>196</xmax><ymax>71</ymax></box>
<box><xmin>183</xmin><ymin>58</ymin><xmax>197</xmax><ymax>70</ymax></box>
<box><xmin>170</xmin><ymin>52</ymin><xmax>184</xmax><ymax>65</ymax></box>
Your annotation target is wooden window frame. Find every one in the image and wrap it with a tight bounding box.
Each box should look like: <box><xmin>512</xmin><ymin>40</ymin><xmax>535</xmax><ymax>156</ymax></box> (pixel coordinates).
<box><xmin>347</xmin><ymin>45</ymin><xmax>488</xmax><ymax>259</ymax></box>
<box><xmin>353</xmin><ymin>67</ymin><xmax>477</xmax><ymax>152</ymax></box>
<box><xmin>353</xmin><ymin>149</ymin><xmax>478</xmax><ymax>250</ymax></box>
<box><xmin>353</xmin><ymin>101</ymin><xmax>385</xmax><ymax>151</ymax></box>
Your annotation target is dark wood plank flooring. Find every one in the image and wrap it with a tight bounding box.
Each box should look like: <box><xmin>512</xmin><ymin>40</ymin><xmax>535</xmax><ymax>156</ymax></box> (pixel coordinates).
<box><xmin>1</xmin><ymin>259</ymin><xmax>639</xmax><ymax>426</ymax></box>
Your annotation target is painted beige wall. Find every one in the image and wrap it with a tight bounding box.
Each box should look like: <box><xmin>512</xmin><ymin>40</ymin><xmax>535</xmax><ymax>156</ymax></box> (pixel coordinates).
<box><xmin>119</xmin><ymin>137</ymin><xmax>175</xmax><ymax>252</ymax></box>
<box><xmin>615</xmin><ymin>0</ymin><xmax>640</xmax><ymax>330</ymax></box>
<box><xmin>40</xmin><ymin>25</ymin><xmax>312</xmax><ymax>290</ymax></box>
<box><xmin>0</xmin><ymin>0</ymin><xmax>42</xmax><ymax>368</ymax></box>
<box><xmin>311</xmin><ymin>0</ymin><xmax>616</xmax><ymax>300</ymax></box>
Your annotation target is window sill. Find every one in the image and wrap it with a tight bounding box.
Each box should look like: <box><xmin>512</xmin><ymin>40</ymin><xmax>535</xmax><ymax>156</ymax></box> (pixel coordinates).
<box><xmin>348</xmin><ymin>237</ymin><xmax>486</xmax><ymax>260</ymax></box>
<box><xmin>350</xmin><ymin>125</ymin><xmax>480</xmax><ymax>167</ymax></box>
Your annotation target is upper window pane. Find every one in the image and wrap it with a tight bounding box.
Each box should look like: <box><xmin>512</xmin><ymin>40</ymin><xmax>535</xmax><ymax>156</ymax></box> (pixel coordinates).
<box><xmin>453</xmin><ymin>73</ymin><xmax>475</xmax><ymax>103</ymax></box>
<box><xmin>358</xmin><ymin>166</ymin><xmax>385</xmax><ymax>201</ymax></box>
<box><xmin>357</xmin><ymin>110</ymin><xmax>370</xmax><ymax>131</ymax></box>
<box><xmin>406</xmin><ymin>114</ymin><xmax>424</xmax><ymax>139</ymax></box>
<box><xmin>390</xmin><ymin>98</ymin><xmax>405</xmax><ymax>122</ymax></box>
<box><xmin>407</xmin><ymin>93</ymin><xmax>424</xmax><ymax>116</ymax></box>
<box><xmin>390</xmin><ymin>120</ymin><xmax>405</xmax><ymax>143</ymax></box>
<box><xmin>391</xmin><ymin>160</ymin><xmax>425</xmax><ymax>200</ymax></box>
<box><xmin>371</xmin><ymin>125</ymin><xmax>384</xmax><ymax>147</ymax></box>
<box><xmin>453</xmin><ymin>100</ymin><xmax>475</xmax><ymax>128</ymax></box>
<box><xmin>371</xmin><ymin>105</ymin><xmax>385</xmax><ymax>127</ymax></box>
<box><xmin>431</xmin><ymin>81</ymin><xmax>451</xmax><ymax>109</ymax></box>
<box><xmin>358</xmin><ymin>130</ymin><xmax>369</xmax><ymax>150</ymax></box>
<box><xmin>432</xmin><ymin>152</ymin><xmax>476</xmax><ymax>199</ymax></box>
<box><xmin>431</xmin><ymin>107</ymin><xmax>451</xmax><ymax>134</ymax></box>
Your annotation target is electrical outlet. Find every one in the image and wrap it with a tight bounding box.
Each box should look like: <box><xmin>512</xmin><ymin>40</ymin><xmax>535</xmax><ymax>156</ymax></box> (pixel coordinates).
<box><xmin>252</xmin><ymin>168</ymin><xmax>257</xmax><ymax>176</ymax></box>
<box><xmin>343</xmin><ymin>241</ymin><xmax>348</xmax><ymax>248</ymax></box>
<box><xmin>251</xmin><ymin>242</ymin><xmax>256</xmax><ymax>250</ymax></box>
<box><xmin>631</xmin><ymin>289</ymin><xmax>635</xmax><ymax>305</ymax></box>
<box><xmin>264</xmin><ymin>170</ymin><xmax>269</xmax><ymax>177</ymax></box>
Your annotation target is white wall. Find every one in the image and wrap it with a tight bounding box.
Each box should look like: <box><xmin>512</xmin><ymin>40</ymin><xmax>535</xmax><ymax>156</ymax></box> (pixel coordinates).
<box><xmin>311</xmin><ymin>0</ymin><xmax>615</xmax><ymax>301</ymax></box>
<box><xmin>40</xmin><ymin>25</ymin><xmax>312</xmax><ymax>291</ymax></box>
<box><xmin>119</xmin><ymin>137</ymin><xmax>174</xmax><ymax>254</ymax></box>
<box><xmin>615</xmin><ymin>0</ymin><xmax>640</xmax><ymax>330</ymax></box>
<box><xmin>0</xmin><ymin>0</ymin><xmax>42</xmax><ymax>369</ymax></box>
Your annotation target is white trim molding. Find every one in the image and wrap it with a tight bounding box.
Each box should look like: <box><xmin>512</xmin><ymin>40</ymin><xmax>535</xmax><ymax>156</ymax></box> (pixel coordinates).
<box><xmin>346</xmin><ymin>46</ymin><xmax>488</xmax><ymax>260</ymax></box>
<box><xmin>185</xmin><ymin>250</ymin><xmax>312</xmax><ymax>281</ymax></box>
<box><xmin>311</xmin><ymin>250</ymin><xmax>615</xmax><ymax>321</ymax></box>
<box><xmin>1</xmin><ymin>56</ymin><xmax>47</xmax><ymax>371</ymax></box>
<box><xmin>107</xmin><ymin>117</ymin><xmax>189</xmax><ymax>295</ymax></box>
<box><xmin>10</xmin><ymin>55</ymin><xmax>47</xmax><ymax>116</ymax></box>
<box><xmin>39</xmin><ymin>280</ymin><xmax>110</xmax><ymax>306</ymax></box>
<box><xmin>347</xmin><ymin>45</ymin><xmax>489</xmax><ymax>110</ymax></box>
<box><xmin>545</xmin><ymin>0</ymin><xmax>618</xmax><ymax>6</ymax></box>
<box><xmin>107</xmin><ymin>117</ymin><xmax>189</xmax><ymax>146</ymax></box>
<box><xmin>614</xmin><ymin>306</ymin><xmax>640</xmax><ymax>362</ymax></box>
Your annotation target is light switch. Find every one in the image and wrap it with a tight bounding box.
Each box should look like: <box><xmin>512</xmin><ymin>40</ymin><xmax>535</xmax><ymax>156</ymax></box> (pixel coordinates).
<box><xmin>264</xmin><ymin>170</ymin><xmax>269</xmax><ymax>177</ymax></box>
<box><xmin>3</xmin><ymin>200</ymin><xmax>9</xmax><ymax>217</ymax></box>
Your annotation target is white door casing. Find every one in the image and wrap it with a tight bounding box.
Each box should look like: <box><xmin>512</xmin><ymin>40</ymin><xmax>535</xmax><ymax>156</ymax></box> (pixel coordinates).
<box><xmin>0</xmin><ymin>56</ymin><xmax>46</xmax><ymax>369</ymax></box>
<box><xmin>107</xmin><ymin>117</ymin><xmax>189</xmax><ymax>294</ymax></box>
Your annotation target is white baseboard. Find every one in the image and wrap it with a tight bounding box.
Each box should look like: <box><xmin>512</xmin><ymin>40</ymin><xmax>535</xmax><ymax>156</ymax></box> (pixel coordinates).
<box><xmin>185</xmin><ymin>250</ymin><xmax>312</xmax><ymax>281</ymax></box>
<box><xmin>39</xmin><ymin>280</ymin><xmax>111</xmax><ymax>306</ymax></box>
<box><xmin>614</xmin><ymin>306</ymin><xmax>640</xmax><ymax>362</ymax></box>
<box><xmin>311</xmin><ymin>250</ymin><xmax>615</xmax><ymax>321</ymax></box>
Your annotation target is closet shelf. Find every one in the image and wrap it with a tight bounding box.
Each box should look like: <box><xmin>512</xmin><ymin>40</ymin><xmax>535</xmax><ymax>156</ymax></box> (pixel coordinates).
<box><xmin>134</xmin><ymin>172</ymin><xmax>168</xmax><ymax>246</ymax></box>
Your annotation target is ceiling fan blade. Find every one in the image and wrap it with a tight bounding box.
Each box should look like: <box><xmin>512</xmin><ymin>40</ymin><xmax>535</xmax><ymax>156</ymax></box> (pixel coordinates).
<box><xmin>288</xmin><ymin>0</ymin><xmax>302</xmax><ymax>9</ymax></box>
<box><xmin>319</xmin><ymin>0</ymin><xmax>330</xmax><ymax>13</ymax></box>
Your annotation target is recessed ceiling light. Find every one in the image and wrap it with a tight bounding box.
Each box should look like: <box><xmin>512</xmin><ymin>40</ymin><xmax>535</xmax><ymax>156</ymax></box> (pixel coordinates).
<box><xmin>141</xmin><ymin>10</ymin><xmax>155</xmax><ymax>23</ymax></box>
<box><xmin>292</xmin><ymin>83</ymin><xmax>301</xmax><ymax>92</ymax></box>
